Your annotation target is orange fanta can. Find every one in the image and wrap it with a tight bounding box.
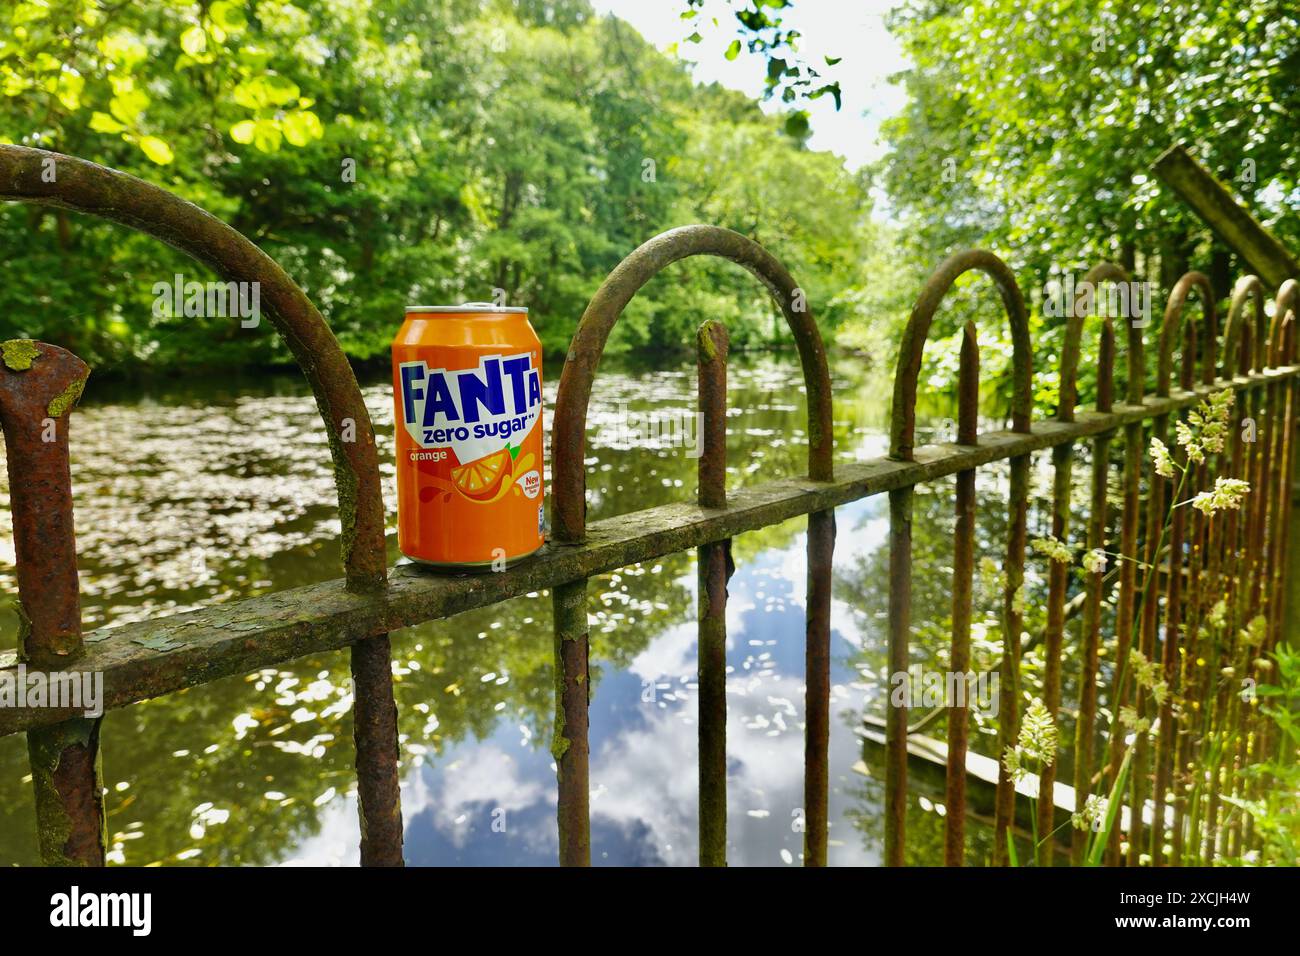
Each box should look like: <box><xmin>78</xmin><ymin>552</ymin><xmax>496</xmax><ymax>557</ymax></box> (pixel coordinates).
<box><xmin>392</xmin><ymin>303</ymin><xmax>545</xmax><ymax>568</ymax></box>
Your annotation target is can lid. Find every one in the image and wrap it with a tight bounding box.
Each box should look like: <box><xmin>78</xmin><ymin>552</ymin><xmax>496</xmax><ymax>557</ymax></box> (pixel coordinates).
<box><xmin>405</xmin><ymin>301</ymin><xmax>528</xmax><ymax>315</ymax></box>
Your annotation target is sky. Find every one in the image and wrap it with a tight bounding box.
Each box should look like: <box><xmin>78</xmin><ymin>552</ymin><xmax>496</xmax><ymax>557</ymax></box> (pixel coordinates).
<box><xmin>586</xmin><ymin>0</ymin><xmax>909</xmax><ymax>171</ymax></box>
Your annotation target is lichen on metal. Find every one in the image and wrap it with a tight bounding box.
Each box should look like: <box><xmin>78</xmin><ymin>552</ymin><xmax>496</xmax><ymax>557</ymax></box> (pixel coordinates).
<box><xmin>2</xmin><ymin>338</ymin><xmax>41</xmax><ymax>371</ymax></box>
<box><xmin>46</xmin><ymin>373</ymin><xmax>88</xmax><ymax>419</ymax></box>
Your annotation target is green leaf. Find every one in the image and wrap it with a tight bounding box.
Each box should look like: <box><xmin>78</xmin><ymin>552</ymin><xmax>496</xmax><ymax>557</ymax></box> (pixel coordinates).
<box><xmin>56</xmin><ymin>72</ymin><xmax>84</xmax><ymax>110</ymax></box>
<box><xmin>99</xmin><ymin>30</ymin><xmax>148</xmax><ymax>67</ymax></box>
<box><xmin>252</xmin><ymin>118</ymin><xmax>283</xmax><ymax>153</ymax></box>
<box><xmin>138</xmin><ymin>136</ymin><xmax>174</xmax><ymax>165</ymax></box>
<box><xmin>233</xmin><ymin>74</ymin><xmax>300</xmax><ymax>111</ymax></box>
<box><xmin>89</xmin><ymin>111</ymin><xmax>125</xmax><ymax>134</ymax></box>
<box><xmin>809</xmin><ymin>81</ymin><xmax>842</xmax><ymax>111</ymax></box>
<box><xmin>282</xmin><ymin>110</ymin><xmax>322</xmax><ymax>147</ymax></box>
<box><xmin>210</xmin><ymin>0</ymin><xmax>248</xmax><ymax>32</ymax></box>
<box><xmin>229</xmin><ymin>120</ymin><xmax>256</xmax><ymax>144</ymax></box>
<box><xmin>261</xmin><ymin>73</ymin><xmax>301</xmax><ymax>106</ymax></box>
<box><xmin>725</xmin><ymin>39</ymin><xmax>741</xmax><ymax>61</ymax></box>
<box><xmin>180</xmin><ymin>26</ymin><xmax>207</xmax><ymax>57</ymax></box>
<box><xmin>109</xmin><ymin>88</ymin><xmax>149</xmax><ymax>124</ymax></box>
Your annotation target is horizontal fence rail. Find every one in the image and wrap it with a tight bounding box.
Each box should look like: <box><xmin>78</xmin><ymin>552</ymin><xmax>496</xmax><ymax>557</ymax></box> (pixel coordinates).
<box><xmin>2</xmin><ymin>376</ymin><xmax>1293</xmax><ymax>739</ymax></box>
<box><xmin>0</xmin><ymin>144</ymin><xmax>1297</xmax><ymax>867</ymax></box>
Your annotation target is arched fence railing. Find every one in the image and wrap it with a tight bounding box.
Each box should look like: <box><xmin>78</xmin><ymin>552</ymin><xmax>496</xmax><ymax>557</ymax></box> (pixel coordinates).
<box><xmin>0</xmin><ymin>145</ymin><xmax>1296</xmax><ymax>867</ymax></box>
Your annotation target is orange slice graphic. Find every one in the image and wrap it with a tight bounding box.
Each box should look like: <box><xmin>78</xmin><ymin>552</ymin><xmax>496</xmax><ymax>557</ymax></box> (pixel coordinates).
<box><xmin>451</xmin><ymin>448</ymin><xmax>513</xmax><ymax>501</ymax></box>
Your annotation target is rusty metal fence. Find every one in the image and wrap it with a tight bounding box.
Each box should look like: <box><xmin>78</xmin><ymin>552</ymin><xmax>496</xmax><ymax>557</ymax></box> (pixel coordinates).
<box><xmin>0</xmin><ymin>145</ymin><xmax>1296</xmax><ymax>867</ymax></box>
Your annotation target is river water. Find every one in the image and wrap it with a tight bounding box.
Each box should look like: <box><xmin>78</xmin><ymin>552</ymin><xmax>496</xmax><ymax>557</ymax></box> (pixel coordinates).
<box><xmin>0</xmin><ymin>352</ymin><xmax>1037</xmax><ymax>866</ymax></box>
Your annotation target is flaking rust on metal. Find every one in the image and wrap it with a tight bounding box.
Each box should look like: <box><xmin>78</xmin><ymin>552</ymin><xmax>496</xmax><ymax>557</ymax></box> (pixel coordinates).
<box><xmin>890</xmin><ymin>249</ymin><xmax>1033</xmax><ymax>462</ymax></box>
<box><xmin>0</xmin><ymin>341</ymin><xmax>89</xmax><ymax>664</ymax></box>
<box><xmin>0</xmin><ymin>340</ymin><xmax>106</xmax><ymax>866</ymax></box>
<box><xmin>28</xmin><ymin>718</ymin><xmax>106</xmax><ymax>866</ymax></box>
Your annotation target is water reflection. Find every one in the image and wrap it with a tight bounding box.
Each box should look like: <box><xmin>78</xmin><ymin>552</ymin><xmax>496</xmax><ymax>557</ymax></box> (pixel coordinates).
<box><xmin>1</xmin><ymin>352</ymin><xmax>1055</xmax><ymax>866</ymax></box>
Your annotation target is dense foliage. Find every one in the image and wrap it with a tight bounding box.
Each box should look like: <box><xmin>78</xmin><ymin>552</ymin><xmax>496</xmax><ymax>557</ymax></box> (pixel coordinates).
<box><xmin>869</xmin><ymin>0</ymin><xmax>1300</xmax><ymax>408</ymax></box>
<box><xmin>0</xmin><ymin>0</ymin><xmax>872</xmax><ymax>371</ymax></box>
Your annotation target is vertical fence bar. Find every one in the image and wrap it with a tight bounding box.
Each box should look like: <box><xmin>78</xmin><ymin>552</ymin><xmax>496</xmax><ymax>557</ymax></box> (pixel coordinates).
<box><xmin>890</xmin><ymin>251</ymin><xmax>1032</xmax><ymax>868</ymax></box>
<box><xmin>1233</xmin><ymin>285</ymin><xmax>1276</xmax><ymax>856</ymax></box>
<box><xmin>547</xmin><ymin>225</ymin><xmax>835</xmax><ymax>869</ymax></box>
<box><xmin>1222</xmin><ymin>277</ymin><xmax>1266</xmax><ymax>860</ymax></box>
<box><xmin>1266</xmin><ymin>307</ymin><xmax>1298</xmax><ymax>651</ymax></box>
<box><xmin>696</xmin><ymin>320</ymin><xmax>731</xmax><ymax>867</ymax></box>
<box><xmin>1256</xmin><ymin>311</ymin><xmax>1297</xmax><ymax>798</ymax></box>
<box><xmin>351</xmin><ymin>636</ymin><xmax>403</xmax><ymax>866</ymax></box>
<box><xmin>1193</xmin><ymin>359</ymin><xmax>1233</xmax><ymax>865</ymax></box>
<box><xmin>1240</xmin><ymin>298</ymin><xmax>1293</xmax><ymax>855</ymax></box>
<box><xmin>886</xmin><ymin>487</ymin><xmax>911</xmax><ymax>866</ymax></box>
<box><xmin>1106</xmin><ymin>303</ymin><xmax>1145</xmax><ymax>866</ymax></box>
<box><xmin>1129</xmin><ymin>272</ymin><xmax>1214</xmax><ymax>867</ymax></box>
<box><xmin>1071</xmin><ymin>318</ymin><xmax>1115</xmax><ymax>864</ymax></box>
<box><xmin>992</xmin><ymin>454</ymin><xmax>1029</xmax><ymax>866</ymax></box>
<box><xmin>1038</xmin><ymin>455</ymin><xmax>1073</xmax><ymax>866</ymax></box>
<box><xmin>0</xmin><ymin>340</ymin><xmax>104</xmax><ymax>866</ymax></box>
<box><xmin>1271</xmin><ymin>314</ymin><xmax>1297</xmax><ymax>644</ymax></box>
<box><xmin>805</xmin><ymin>506</ymin><xmax>835</xmax><ymax>866</ymax></box>
<box><xmin>1151</xmin><ymin>320</ymin><xmax>1196</xmax><ymax>866</ymax></box>
<box><xmin>1036</xmin><ymin>272</ymin><xmax>1109</xmax><ymax>867</ymax></box>
<box><xmin>1184</xmin><ymin>309</ymin><xmax>1222</xmax><ymax>865</ymax></box>
<box><xmin>1129</xmin><ymin>432</ymin><xmax>1165</xmax><ymax>867</ymax></box>
<box><xmin>944</xmin><ymin>322</ymin><xmax>979</xmax><ymax>866</ymax></box>
<box><xmin>552</xmin><ymin>578</ymin><xmax>591</xmax><ymax>866</ymax></box>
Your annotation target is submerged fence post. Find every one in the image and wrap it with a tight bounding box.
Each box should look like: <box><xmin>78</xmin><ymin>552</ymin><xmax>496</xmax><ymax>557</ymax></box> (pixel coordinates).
<box><xmin>696</xmin><ymin>320</ymin><xmax>731</xmax><ymax>866</ymax></box>
<box><xmin>0</xmin><ymin>340</ymin><xmax>104</xmax><ymax>866</ymax></box>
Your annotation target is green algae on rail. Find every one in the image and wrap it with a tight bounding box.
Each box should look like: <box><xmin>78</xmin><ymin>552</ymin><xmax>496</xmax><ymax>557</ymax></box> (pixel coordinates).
<box><xmin>1</xmin><ymin>338</ymin><xmax>41</xmax><ymax>371</ymax></box>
